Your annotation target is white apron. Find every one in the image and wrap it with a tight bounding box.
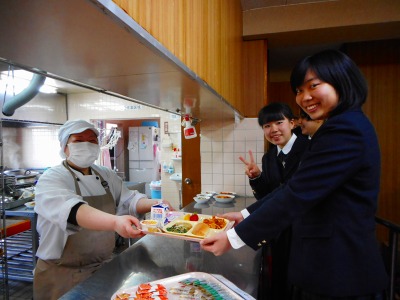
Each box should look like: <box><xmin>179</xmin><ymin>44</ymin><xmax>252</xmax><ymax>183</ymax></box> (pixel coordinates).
<box><xmin>33</xmin><ymin>161</ymin><xmax>116</xmax><ymax>300</ymax></box>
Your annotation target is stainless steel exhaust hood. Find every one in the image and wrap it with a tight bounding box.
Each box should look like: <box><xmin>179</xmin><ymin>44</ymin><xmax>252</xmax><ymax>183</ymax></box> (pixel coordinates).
<box><xmin>0</xmin><ymin>0</ymin><xmax>237</xmax><ymax>121</ymax></box>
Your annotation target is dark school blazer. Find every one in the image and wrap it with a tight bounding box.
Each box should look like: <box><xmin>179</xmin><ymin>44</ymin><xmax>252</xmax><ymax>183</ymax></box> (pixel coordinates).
<box><xmin>250</xmin><ymin>134</ymin><xmax>309</xmax><ymax>200</ymax></box>
<box><xmin>235</xmin><ymin>109</ymin><xmax>388</xmax><ymax>297</ymax></box>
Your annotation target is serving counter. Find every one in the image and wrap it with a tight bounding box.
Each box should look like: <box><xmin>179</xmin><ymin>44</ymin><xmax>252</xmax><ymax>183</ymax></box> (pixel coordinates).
<box><xmin>60</xmin><ymin>196</ymin><xmax>261</xmax><ymax>299</ymax></box>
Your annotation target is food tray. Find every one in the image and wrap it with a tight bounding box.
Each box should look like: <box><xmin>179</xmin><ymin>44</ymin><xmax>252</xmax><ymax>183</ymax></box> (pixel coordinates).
<box><xmin>111</xmin><ymin>272</ymin><xmax>245</xmax><ymax>300</ymax></box>
<box><xmin>141</xmin><ymin>212</ymin><xmax>234</xmax><ymax>242</ymax></box>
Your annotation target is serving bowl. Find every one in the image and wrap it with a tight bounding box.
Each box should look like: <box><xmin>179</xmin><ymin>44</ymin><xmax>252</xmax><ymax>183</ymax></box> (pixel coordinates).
<box><xmin>193</xmin><ymin>196</ymin><xmax>210</xmax><ymax>204</ymax></box>
<box><xmin>202</xmin><ymin>191</ymin><xmax>216</xmax><ymax>197</ymax></box>
<box><xmin>213</xmin><ymin>194</ymin><xmax>235</xmax><ymax>203</ymax></box>
<box><xmin>140</xmin><ymin>219</ymin><xmax>161</xmax><ymax>232</ymax></box>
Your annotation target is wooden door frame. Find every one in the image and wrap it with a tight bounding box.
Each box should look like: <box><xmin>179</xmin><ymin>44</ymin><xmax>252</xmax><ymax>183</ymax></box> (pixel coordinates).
<box><xmin>181</xmin><ymin>122</ymin><xmax>201</xmax><ymax>207</ymax></box>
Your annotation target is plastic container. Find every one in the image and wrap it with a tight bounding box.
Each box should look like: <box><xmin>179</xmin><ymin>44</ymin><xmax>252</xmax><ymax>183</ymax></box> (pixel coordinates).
<box><xmin>141</xmin><ymin>121</ymin><xmax>159</xmax><ymax>127</ymax></box>
<box><xmin>150</xmin><ymin>180</ymin><xmax>162</xmax><ymax>199</ymax></box>
<box><xmin>151</xmin><ymin>189</ymin><xmax>162</xmax><ymax>199</ymax></box>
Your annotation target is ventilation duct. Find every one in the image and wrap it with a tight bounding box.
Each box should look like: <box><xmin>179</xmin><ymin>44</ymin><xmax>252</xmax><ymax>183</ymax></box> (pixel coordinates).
<box><xmin>2</xmin><ymin>73</ymin><xmax>46</xmax><ymax>116</ymax></box>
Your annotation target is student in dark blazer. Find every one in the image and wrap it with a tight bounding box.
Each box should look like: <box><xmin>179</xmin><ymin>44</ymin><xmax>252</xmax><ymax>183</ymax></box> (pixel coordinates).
<box><xmin>240</xmin><ymin>102</ymin><xmax>309</xmax><ymax>299</ymax></box>
<box><xmin>240</xmin><ymin>103</ymin><xmax>309</xmax><ymax>200</ymax></box>
<box><xmin>201</xmin><ymin>50</ymin><xmax>388</xmax><ymax>299</ymax></box>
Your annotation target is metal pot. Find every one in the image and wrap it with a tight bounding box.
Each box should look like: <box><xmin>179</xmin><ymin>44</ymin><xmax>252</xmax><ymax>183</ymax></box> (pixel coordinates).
<box><xmin>2</xmin><ymin>169</ymin><xmax>39</xmax><ymax>187</ymax></box>
<box><xmin>3</xmin><ymin>169</ymin><xmax>39</xmax><ymax>179</ymax></box>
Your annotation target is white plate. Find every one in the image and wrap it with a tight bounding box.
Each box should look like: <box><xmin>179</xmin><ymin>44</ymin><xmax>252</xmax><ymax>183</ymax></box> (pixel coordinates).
<box><xmin>111</xmin><ymin>272</ymin><xmax>246</xmax><ymax>300</ymax></box>
<box><xmin>213</xmin><ymin>194</ymin><xmax>235</xmax><ymax>203</ymax></box>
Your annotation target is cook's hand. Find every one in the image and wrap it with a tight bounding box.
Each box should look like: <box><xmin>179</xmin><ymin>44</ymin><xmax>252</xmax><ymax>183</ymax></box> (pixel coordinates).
<box><xmin>161</xmin><ymin>199</ymin><xmax>176</xmax><ymax>211</ymax></box>
<box><xmin>200</xmin><ymin>231</ymin><xmax>232</xmax><ymax>256</ymax></box>
<box><xmin>239</xmin><ymin>150</ymin><xmax>261</xmax><ymax>178</ymax></box>
<box><xmin>218</xmin><ymin>212</ymin><xmax>244</xmax><ymax>226</ymax></box>
<box><xmin>114</xmin><ymin>215</ymin><xmax>144</xmax><ymax>239</ymax></box>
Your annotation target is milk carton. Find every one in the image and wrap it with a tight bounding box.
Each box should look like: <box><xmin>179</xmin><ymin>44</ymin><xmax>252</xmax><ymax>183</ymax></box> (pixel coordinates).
<box><xmin>150</xmin><ymin>202</ymin><xmax>170</xmax><ymax>226</ymax></box>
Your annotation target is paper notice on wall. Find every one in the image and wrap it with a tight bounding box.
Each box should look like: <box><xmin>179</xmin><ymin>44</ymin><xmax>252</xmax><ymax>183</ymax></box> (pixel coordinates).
<box><xmin>140</xmin><ymin>133</ymin><xmax>149</xmax><ymax>149</ymax></box>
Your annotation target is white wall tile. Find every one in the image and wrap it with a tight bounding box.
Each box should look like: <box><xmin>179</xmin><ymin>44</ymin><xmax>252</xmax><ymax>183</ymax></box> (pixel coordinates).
<box><xmin>201</xmin><ymin>162</ymin><xmax>213</xmax><ymax>173</ymax></box>
<box><xmin>201</xmin><ymin>152</ymin><xmax>212</xmax><ymax>163</ymax></box>
<box><xmin>212</xmin><ymin>163</ymin><xmax>224</xmax><ymax>174</ymax></box>
<box><xmin>233</xmin><ymin>142</ymin><xmax>246</xmax><ymax>153</ymax></box>
<box><xmin>199</xmin><ymin>117</ymin><xmax>265</xmax><ymax>196</ymax></box>
<box><xmin>212</xmin><ymin>152</ymin><xmax>223</xmax><ymax>163</ymax></box>
<box><xmin>223</xmin><ymin>141</ymin><xmax>234</xmax><ymax>152</ymax></box>
<box><xmin>211</xmin><ymin>141</ymin><xmax>223</xmax><ymax>152</ymax></box>
<box><xmin>201</xmin><ymin>173</ymin><xmax>213</xmax><ymax>184</ymax></box>
<box><xmin>200</xmin><ymin>141</ymin><xmax>212</xmax><ymax>152</ymax></box>
<box><xmin>223</xmin><ymin>163</ymin><xmax>234</xmax><ymax>174</ymax></box>
<box><xmin>223</xmin><ymin>152</ymin><xmax>234</xmax><ymax>164</ymax></box>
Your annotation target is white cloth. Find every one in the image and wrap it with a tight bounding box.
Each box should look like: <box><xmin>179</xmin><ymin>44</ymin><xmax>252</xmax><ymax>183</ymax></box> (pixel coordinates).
<box><xmin>277</xmin><ymin>133</ymin><xmax>297</xmax><ymax>155</ymax></box>
<box><xmin>226</xmin><ymin>208</ymin><xmax>249</xmax><ymax>249</ymax></box>
<box><xmin>34</xmin><ymin>163</ymin><xmax>147</xmax><ymax>260</ymax></box>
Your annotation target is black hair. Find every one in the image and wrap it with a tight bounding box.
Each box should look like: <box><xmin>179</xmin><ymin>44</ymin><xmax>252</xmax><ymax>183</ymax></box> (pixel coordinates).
<box><xmin>290</xmin><ymin>49</ymin><xmax>368</xmax><ymax>117</ymax></box>
<box><xmin>258</xmin><ymin>102</ymin><xmax>296</xmax><ymax>127</ymax></box>
<box><xmin>299</xmin><ymin>109</ymin><xmax>312</xmax><ymax>121</ymax></box>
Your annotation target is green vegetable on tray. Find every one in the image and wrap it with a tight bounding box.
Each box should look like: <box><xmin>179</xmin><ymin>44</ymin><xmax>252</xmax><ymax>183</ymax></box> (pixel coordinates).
<box><xmin>166</xmin><ymin>223</ymin><xmax>192</xmax><ymax>234</ymax></box>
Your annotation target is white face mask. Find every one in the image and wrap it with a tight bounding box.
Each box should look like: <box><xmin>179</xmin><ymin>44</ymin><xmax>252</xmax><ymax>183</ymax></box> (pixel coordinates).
<box><xmin>67</xmin><ymin>142</ymin><xmax>100</xmax><ymax>168</ymax></box>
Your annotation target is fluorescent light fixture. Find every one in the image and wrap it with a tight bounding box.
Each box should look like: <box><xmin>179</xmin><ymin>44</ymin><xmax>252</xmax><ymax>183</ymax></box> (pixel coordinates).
<box><xmin>0</xmin><ymin>70</ymin><xmax>58</xmax><ymax>94</ymax></box>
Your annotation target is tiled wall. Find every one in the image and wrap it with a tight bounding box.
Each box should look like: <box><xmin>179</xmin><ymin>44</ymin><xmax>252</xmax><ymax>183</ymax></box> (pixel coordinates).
<box><xmin>200</xmin><ymin>118</ymin><xmax>264</xmax><ymax>197</ymax></box>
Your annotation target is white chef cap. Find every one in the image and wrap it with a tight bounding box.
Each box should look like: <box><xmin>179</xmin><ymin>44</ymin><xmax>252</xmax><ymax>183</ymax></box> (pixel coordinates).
<box><xmin>58</xmin><ymin>119</ymin><xmax>99</xmax><ymax>158</ymax></box>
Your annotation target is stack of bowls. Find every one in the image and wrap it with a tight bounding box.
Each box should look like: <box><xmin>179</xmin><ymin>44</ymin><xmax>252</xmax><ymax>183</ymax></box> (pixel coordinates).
<box><xmin>193</xmin><ymin>193</ymin><xmax>211</xmax><ymax>204</ymax></box>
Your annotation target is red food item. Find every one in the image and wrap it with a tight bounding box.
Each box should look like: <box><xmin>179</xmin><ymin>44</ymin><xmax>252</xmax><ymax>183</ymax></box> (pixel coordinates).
<box><xmin>138</xmin><ymin>283</ymin><xmax>152</xmax><ymax>291</ymax></box>
<box><xmin>189</xmin><ymin>213</ymin><xmax>199</xmax><ymax>221</ymax></box>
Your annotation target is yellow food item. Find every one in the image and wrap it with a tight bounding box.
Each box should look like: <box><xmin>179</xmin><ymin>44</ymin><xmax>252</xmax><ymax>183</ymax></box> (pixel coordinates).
<box><xmin>142</xmin><ymin>220</ymin><xmax>158</xmax><ymax>225</ymax></box>
<box><xmin>183</xmin><ymin>214</ymin><xmax>190</xmax><ymax>221</ymax></box>
<box><xmin>192</xmin><ymin>223</ymin><xmax>210</xmax><ymax>237</ymax></box>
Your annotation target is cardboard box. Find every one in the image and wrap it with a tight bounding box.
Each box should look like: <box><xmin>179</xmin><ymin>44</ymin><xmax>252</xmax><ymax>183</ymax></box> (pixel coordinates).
<box><xmin>150</xmin><ymin>202</ymin><xmax>170</xmax><ymax>226</ymax></box>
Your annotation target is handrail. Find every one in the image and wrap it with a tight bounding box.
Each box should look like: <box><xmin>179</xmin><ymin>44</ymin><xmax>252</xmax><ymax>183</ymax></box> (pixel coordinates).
<box><xmin>376</xmin><ymin>216</ymin><xmax>400</xmax><ymax>233</ymax></box>
<box><xmin>375</xmin><ymin>216</ymin><xmax>399</xmax><ymax>300</ymax></box>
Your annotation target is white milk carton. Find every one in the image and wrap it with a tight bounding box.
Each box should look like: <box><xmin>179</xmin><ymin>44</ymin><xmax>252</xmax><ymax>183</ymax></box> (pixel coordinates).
<box><xmin>150</xmin><ymin>202</ymin><xmax>170</xmax><ymax>226</ymax></box>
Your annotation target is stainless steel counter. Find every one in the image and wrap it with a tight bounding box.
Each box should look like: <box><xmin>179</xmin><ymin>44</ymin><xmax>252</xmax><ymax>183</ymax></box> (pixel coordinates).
<box><xmin>60</xmin><ymin>197</ymin><xmax>261</xmax><ymax>299</ymax></box>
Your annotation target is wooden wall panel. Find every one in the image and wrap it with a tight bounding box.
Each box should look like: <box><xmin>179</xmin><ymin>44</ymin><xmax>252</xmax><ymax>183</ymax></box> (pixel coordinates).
<box><xmin>112</xmin><ymin>0</ymin><xmax>244</xmax><ymax>114</ymax></box>
<box><xmin>268</xmin><ymin>81</ymin><xmax>298</xmax><ymax>115</ymax></box>
<box><xmin>345</xmin><ymin>40</ymin><xmax>400</xmax><ymax>230</ymax></box>
<box><xmin>242</xmin><ymin>40</ymin><xmax>268</xmax><ymax>117</ymax></box>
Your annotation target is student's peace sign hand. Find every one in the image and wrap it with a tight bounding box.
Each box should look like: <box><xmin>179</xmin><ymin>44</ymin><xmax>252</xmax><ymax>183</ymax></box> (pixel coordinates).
<box><xmin>239</xmin><ymin>150</ymin><xmax>261</xmax><ymax>179</ymax></box>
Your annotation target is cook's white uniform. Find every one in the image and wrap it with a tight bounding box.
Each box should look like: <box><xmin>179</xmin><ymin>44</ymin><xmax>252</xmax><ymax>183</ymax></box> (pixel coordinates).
<box><xmin>34</xmin><ymin>163</ymin><xmax>147</xmax><ymax>260</ymax></box>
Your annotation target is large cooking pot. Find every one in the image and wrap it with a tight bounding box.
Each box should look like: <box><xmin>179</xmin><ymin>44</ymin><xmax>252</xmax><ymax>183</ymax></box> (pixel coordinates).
<box><xmin>2</xmin><ymin>169</ymin><xmax>39</xmax><ymax>186</ymax></box>
<box><xmin>3</xmin><ymin>169</ymin><xmax>39</xmax><ymax>179</ymax></box>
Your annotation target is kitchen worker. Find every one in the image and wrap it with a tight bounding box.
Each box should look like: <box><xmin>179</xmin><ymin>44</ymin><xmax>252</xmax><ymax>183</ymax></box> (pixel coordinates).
<box><xmin>201</xmin><ymin>50</ymin><xmax>388</xmax><ymax>299</ymax></box>
<box><xmin>33</xmin><ymin>119</ymin><xmax>173</xmax><ymax>300</ymax></box>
